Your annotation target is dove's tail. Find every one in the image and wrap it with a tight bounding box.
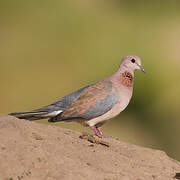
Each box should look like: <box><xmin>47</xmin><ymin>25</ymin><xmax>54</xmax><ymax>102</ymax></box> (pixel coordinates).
<box><xmin>9</xmin><ymin>109</ymin><xmax>63</xmax><ymax>121</ymax></box>
<box><xmin>9</xmin><ymin>111</ymin><xmax>49</xmax><ymax>120</ymax></box>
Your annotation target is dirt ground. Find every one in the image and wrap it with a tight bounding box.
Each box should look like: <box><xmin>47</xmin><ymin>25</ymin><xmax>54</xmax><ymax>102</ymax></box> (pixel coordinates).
<box><xmin>0</xmin><ymin>115</ymin><xmax>180</xmax><ymax>180</ymax></box>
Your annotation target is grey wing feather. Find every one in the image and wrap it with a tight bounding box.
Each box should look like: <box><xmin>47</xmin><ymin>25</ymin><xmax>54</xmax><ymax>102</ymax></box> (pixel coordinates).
<box><xmin>80</xmin><ymin>93</ymin><xmax>118</xmax><ymax>119</ymax></box>
<box><xmin>59</xmin><ymin>80</ymin><xmax>119</xmax><ymax>121</ymax></box>
<box><xmin>30</xmin><ymin>85</ymin><xmax>90</xmax><ymax>114</ymax></box>
<box><xmin>41</xmin><ymin>85</ymin><xmax>90</xmax><ymax>112</ymax></box>
<box><xmin>9</xmin><ymin>85</ymin><xmax>90</xmax><ymax>120</ymax></box>
<box><xmin>50</xmin><ymin>93</ymin><xmax>118</xmax><ymax>122</ymax></box>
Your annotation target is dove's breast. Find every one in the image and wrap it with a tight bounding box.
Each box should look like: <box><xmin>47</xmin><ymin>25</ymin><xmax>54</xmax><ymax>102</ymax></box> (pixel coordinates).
<box><xmin>117</xmin><ymin>85</ymin><xmax>133</xmax><ymax>112</ymax></box>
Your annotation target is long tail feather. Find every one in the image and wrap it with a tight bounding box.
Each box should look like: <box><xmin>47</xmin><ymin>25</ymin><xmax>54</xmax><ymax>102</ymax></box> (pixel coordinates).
<box><xmin>9</xmin><ymin>111</ymin><xmax>48</xmax><ymax>120</ymax></box>
<box><xmin>9</xmin><ymin>108</ymin><xmax>63</xmax><ymax>121</ymax></box>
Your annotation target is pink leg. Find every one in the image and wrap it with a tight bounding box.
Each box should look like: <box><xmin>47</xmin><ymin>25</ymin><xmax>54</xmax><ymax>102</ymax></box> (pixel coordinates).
<box><xmin>97</xmin><ymin>127</ymin><xmax>112</xmax><ymax>138</ymax></box>
<box><xmin>96</xmin><ymin>127</ymin><xmax>104</xmax><ymax>137</ymax></box>
<box><xmin>90</xmin><ymin>126</ymin><xmax>99</xmax><ymax>135</ymax></box>
<box><xmin>90</xmin><ymin>126</ymin><xmax>104</xmax><ymax>138</ymax></box>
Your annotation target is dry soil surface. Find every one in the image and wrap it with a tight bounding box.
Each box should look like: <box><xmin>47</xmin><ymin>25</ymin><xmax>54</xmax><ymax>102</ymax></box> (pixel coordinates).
<box><xmin>0</xmin><ymin>115</ymin><xmax>180</xmax><ymax>180</ymax></box>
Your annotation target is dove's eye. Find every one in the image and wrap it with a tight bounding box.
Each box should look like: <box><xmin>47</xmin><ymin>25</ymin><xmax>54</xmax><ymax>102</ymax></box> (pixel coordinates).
<box><xmin>131</xmin><ymin>59</ymin><xmax>135</xmax><ymax>63</ymax></box>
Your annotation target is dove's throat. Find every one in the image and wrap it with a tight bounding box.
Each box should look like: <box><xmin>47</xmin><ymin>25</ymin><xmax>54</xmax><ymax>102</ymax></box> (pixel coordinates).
<box><xmin>119</xmin><ymin>71</ymin><xmax>134</xmax><ymax>87</ymax></box>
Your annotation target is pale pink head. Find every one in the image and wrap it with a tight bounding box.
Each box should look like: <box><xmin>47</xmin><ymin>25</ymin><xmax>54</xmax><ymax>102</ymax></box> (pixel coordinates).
<box><xmin>120</xmin><ymin>55</ymin><xmax>145</xmax><ymax>73</ymax></box>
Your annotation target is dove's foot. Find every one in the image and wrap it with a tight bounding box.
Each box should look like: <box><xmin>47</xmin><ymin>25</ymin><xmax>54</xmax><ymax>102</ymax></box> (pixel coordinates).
<box><xmin>95</xmin><ymin>127</ymin><xmax>113</xmax><ymax>138</ymax></box>
<box><xmin>90</xmin><ymin>126</ymin><xmax>104</xmax><ymax>138</ymax></box>
<box><xmin>90</xmin><ymin>126</ymin><xmax>113</xmax><ymax>138</ymax></box>
<box><xmin>96</xmin><ymin>127</ymin><xmax>104</xmax><ymax>137</ymax></box>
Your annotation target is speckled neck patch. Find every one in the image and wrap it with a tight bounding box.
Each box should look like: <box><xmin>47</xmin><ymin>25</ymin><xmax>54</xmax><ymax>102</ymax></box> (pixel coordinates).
<box><xmin>120</xmin><ymin>71</ymin><xmax>134</xmax><ymax>87</ymax></box>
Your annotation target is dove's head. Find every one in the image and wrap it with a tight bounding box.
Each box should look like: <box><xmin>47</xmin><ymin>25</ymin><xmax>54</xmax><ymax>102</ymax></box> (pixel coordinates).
<box><xmin>120</xmin><ymin>55</ymin><xmax>145</xmax><ymax>73</ymax></box>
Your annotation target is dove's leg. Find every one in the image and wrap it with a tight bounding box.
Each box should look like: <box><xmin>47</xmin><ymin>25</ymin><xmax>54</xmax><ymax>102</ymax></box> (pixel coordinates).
<box><xmin>90</xmin><ymin>126</ymin><xmax>103</xmax><ymax>138</ymax></box>
<box><xmin>90</xmin><ymin>126</ymin><xmax>98</xmax><ymax>135</ymax></box>
<box><xmin>97</xmin><ymin>126</ymin><xmax>112</xmax><ymax>138</ymax></box>
<box><xmin>96</xmin><ymin>127</ymin><xmax>104</xmax><ymax>137</ymax></box>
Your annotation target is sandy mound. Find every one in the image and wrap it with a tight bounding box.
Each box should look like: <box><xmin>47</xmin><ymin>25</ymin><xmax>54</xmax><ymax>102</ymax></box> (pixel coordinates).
<box><xmin>0</xmin><ymin>115</ymin><xmax>180</xmax><ymax>180</ymax></box>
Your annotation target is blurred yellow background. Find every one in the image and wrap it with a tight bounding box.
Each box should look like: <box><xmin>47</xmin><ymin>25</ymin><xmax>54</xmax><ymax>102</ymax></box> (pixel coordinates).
<box><xmin>1</xmin><ymin>0</ymin><xmax>180</xmax><ymax>160</ymax></box>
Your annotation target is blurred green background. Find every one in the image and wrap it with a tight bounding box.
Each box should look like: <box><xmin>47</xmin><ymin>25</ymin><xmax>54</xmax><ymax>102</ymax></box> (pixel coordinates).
<box><xmin>1</xmin><ymin>0</ymin><xmax>180</xmax><ymax>160</ymax></box>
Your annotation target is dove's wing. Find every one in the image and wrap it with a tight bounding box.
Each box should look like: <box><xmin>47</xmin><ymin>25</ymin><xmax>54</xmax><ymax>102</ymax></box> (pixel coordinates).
<box><xmin>60</xmin><ymin>80</ymin><xmax>118</xmax><ymax>120</ymax></box>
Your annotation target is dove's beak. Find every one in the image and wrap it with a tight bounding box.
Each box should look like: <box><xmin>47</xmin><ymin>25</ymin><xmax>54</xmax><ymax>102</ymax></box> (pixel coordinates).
<box><xmin>136</xmin><ymin>63</ymin><xmax>146</xmax><ymax>73</ymax></box>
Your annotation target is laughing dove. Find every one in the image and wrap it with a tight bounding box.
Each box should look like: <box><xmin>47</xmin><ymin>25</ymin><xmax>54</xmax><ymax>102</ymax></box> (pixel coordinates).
<box><xmin>9</xmin><ymin>55</ymin><xmax>145</xmax><ymax>137</ymax></box>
